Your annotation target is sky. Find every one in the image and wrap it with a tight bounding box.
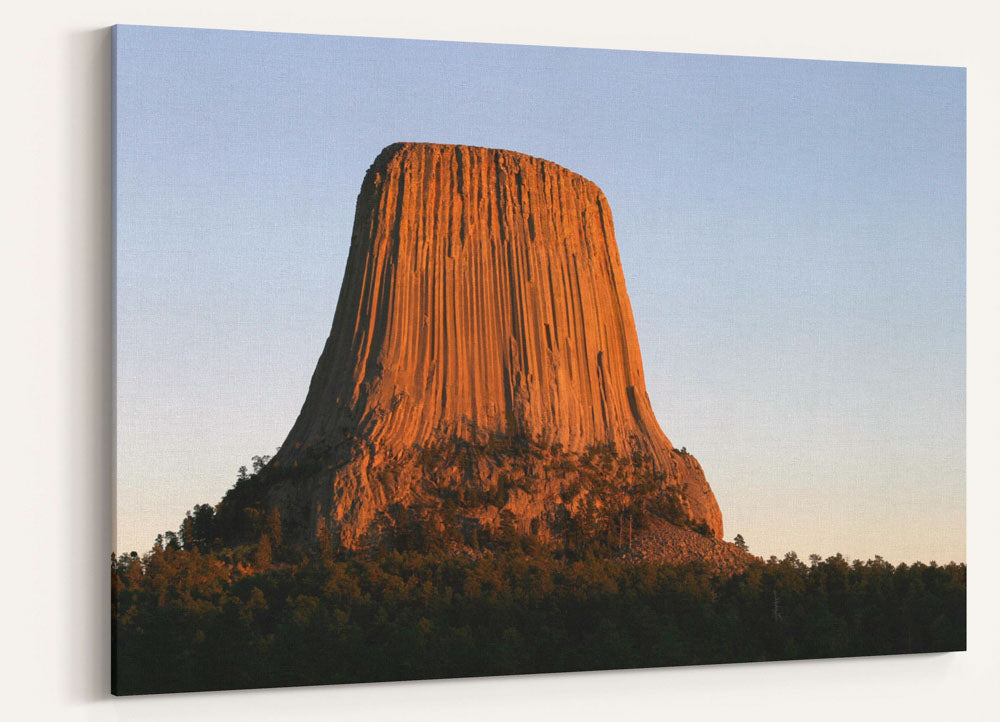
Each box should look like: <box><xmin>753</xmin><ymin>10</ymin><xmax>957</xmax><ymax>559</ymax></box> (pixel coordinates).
<box><xmin>114</xmin><ymin>25</ymin><xmax>965</xmax><ymax>563</ymax></box>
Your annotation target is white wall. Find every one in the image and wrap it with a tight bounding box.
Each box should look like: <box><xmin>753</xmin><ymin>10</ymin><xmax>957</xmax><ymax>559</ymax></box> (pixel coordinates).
<box><xmin>1</xmin><ymin>2</ymin><xmax>996</xmax><ymax>720</ymax></box>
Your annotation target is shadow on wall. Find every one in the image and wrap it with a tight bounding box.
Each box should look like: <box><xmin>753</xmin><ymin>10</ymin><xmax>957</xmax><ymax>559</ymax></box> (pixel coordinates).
<box><xmin>67</xmin><ymin>26</ymin><xmax>113</xmax><ymax>702</ymax></box>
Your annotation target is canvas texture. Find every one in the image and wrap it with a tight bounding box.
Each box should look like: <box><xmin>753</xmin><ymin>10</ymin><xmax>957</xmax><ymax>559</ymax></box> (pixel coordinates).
<box><xmin>112</xmin><ymin>25</ymin><xmax>966</xmax><ymax>695</ymax></box>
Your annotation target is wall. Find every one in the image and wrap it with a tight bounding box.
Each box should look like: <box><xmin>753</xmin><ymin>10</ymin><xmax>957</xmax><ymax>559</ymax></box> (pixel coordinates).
<box><xmin>1</xmin><ymin>1</ymin><xmax>996</xmax><ymax>720</ymax></box>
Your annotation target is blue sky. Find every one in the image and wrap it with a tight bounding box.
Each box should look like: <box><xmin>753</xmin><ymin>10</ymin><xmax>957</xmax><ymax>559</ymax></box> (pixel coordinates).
<box><xmin>114</xmin><ymin>25</ymin><xmax>965</xmax><ymax>562</ymax></box>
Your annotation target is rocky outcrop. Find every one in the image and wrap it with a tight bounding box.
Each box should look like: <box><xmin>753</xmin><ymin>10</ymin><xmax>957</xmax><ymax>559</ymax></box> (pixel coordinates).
<box><xmin>624</xmin><ymin>521</ymin><xmax>760</xmax><ymax>575</ymax></box>
<box><xmin>242</xmin><ymin>143</ymin><xmax>723</xmax><ymax>547</ymax></box>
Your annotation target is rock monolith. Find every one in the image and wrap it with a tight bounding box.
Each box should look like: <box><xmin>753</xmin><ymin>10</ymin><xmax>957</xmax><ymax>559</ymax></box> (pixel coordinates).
<box><xmin>231</xmin><ymin>143</ymin><xmax>723</xmax><ymax>547</ymax></box>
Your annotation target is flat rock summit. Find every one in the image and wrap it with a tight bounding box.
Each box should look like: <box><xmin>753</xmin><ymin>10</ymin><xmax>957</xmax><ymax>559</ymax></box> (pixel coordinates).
<box><xmin>222</xmin><ymin>142</ymin><xmax>724</xmax><ymax>551</ymax></box>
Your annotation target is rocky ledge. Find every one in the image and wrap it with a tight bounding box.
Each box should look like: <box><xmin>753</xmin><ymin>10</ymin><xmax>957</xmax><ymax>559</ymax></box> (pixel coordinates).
<box><xmin>624</xmin><ymin>521</ymin><xmax>760</xmax><ymax>574</ymax></box>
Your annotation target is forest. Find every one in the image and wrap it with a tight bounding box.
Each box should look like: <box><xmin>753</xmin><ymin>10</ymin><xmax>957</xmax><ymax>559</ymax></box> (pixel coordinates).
<box><xmin>112</xmin><ymin>513</ymin><xmax>966</xmax><ymax>695</ymax></box>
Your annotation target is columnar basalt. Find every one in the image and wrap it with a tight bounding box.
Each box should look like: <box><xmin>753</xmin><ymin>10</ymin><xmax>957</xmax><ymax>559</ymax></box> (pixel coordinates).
<box><xmin>238</xmin><ymin>143</ymin><xmax>723</xmax><ymax>546</ymax></box>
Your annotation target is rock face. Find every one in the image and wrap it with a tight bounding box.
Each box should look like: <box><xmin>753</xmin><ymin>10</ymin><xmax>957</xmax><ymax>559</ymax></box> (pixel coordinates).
<box><xmin>625</xmin><ymin>521</ymin><xmax>759</xmax><ymax>575</ymax></box>
<box><xmin>250</xmin><ymin>143</ymin><xmax>722</xmax><ymax>547</ymax></box>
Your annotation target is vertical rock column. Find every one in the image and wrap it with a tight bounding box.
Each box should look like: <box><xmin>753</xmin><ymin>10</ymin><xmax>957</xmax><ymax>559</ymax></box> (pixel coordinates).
<box><xmin>273</xmin><ymin>142</ymin><xmax>723</xmax><ymax>540</ymax></box>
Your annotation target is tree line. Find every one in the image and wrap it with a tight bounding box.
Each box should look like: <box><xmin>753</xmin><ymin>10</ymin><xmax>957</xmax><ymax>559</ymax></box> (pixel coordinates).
<box><xmin>112</xmin><ymin>454</ymin><xmax>965</xmax><ymax>695</ymax></box>
<box><xmin>112</xmin><ymin>537</ymin><xmax>965</xmax><ymax>695</ymax></box>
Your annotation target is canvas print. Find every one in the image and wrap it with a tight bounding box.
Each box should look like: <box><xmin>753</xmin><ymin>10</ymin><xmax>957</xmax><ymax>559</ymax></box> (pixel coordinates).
<box><xmin>111</xmin><ymin>25</ymin><xmax>966</xmax><ymax>695</ymax></box>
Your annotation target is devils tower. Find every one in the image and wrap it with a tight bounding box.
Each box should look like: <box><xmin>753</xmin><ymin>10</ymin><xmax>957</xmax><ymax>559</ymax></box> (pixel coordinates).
<box><xmin>223</xmin><ymin>143</ymin><xmax>723</xmax><ymax>550</ymax></box>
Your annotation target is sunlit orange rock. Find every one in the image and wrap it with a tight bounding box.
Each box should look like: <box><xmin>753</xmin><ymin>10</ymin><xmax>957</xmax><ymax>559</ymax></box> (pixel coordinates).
<box><xmin>260</xmin><ymin>143</ymin><xmax>723</xmax><ymax>545</ymax></box>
